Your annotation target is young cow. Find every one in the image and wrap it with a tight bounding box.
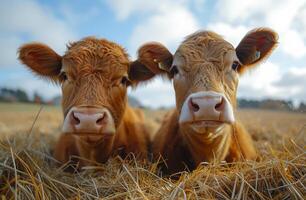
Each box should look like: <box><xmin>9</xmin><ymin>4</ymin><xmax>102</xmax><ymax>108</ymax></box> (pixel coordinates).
<box><xmin>136</xmin><ymin>28</ymin><xmax>278</xmax><ymax>174</ymax></box>
<box><xmin>18</xmin><ymin>37</ymin><xmax>156</xmax><ymax>168</ymax></box>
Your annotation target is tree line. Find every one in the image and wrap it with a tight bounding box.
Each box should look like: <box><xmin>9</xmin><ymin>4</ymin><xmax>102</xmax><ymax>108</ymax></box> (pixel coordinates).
<box><xmin>0</xmin><ymin>87</ymin><xmax>57</xmax><ymax>105</ymax></box>
<box><xmin>0</xmin><ymin>87</ymin><xmax>305</xmax><ymax>112</ymax></box>
<box><xmin>238</xmin><ymin>99</ymin><xmax>306</xmax><ymax>112</ymax></box>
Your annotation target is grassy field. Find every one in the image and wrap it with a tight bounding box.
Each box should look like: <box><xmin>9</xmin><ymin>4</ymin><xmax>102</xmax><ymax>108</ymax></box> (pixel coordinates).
<box><xmin>0</xmin><ymin>102</ymin><xmax>305</xmax><ymax>199</ymax></box>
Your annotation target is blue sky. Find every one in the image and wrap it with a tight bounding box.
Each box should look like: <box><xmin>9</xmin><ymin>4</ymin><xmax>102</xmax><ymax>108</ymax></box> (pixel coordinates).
<box><xmin>0</xmin><ymin>0</ymin><xmax>306</xmax><ymax>108</ymax></box>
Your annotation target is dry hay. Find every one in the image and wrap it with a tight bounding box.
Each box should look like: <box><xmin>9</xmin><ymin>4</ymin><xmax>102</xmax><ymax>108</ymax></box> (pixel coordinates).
<box><xmin>0</xmin><ymin>107</ymin><xmax>305</xmax><ymax>199</ymax></box>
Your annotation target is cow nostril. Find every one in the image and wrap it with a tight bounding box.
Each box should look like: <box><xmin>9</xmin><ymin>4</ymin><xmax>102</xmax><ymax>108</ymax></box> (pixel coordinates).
<box><xmin>72</xmin><ymin>112</ymin><xmax>80</xmax><ymax>125</ymax></box>
<box><xmin>96</xmin><ymin>113</ymin><xmax>106</xmax><ymax>125</ymax></box>
<box><xmin>215</xmin><ymin>98</ymin><xmax>224</xmax><ymax>111</ymax></box>
<box><xmin>190</xmin><ymin>98</ymin><xmax>200</xmax><ymax>112</ymax></box>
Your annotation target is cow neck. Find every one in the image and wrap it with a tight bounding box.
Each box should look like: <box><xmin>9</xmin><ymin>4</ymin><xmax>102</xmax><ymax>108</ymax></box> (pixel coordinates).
<box><xmin>76</xmin><ymin>136</ymin><xmax>115</xmax><ymax>164</ymax></box>
<box><xmin>179</xmin><ymin>124</ymin><xmax>232</xmax><ymax>165</ymax></box>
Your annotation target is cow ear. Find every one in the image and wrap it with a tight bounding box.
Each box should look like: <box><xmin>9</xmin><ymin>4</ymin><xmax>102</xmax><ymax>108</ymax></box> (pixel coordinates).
<box><xmin>235</xmin><ymin>28</ymin><xmax>278</xmax><ymax>74</ymax></box>
<box><xmin>128</xmin><ymin>60</ymin><xmax>156</xmax><ymax>84</ymax></box>
<box><xmin>128</xmin><ymin>42</ymin><xmax>173</xmax><ymax>85</ymax></box>
<box><xmin>18</xmin><ymin>43</ymin><xmax>62</xmax><ymax>81</ymax></box>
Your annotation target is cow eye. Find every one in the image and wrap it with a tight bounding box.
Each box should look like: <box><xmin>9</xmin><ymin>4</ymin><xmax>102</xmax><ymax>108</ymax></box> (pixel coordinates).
<box><xmin>170</xmin><ymin>65</ymin><xmax>179</xmax><ymax>75</ymax></box>
<box><xmin>59</xmin><ymin>71</ymin><xmax>68</xmax><ymax>82</ymax></box>
<box><xmin>121</xmin><ymin>76</ymin><xmax>129</xmax><ymax>86</ymax></box>
<box><xmin>232</xmin><ymin>61</ymin><xmax>240</xmax><ymax>71</ymax></box>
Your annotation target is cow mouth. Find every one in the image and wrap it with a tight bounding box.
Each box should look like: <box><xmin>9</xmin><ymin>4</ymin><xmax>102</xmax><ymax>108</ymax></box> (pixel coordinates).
<box><xmin>73</xmin><ymin>132</ymin><xmax>115</xmax><ymax>144</ymax></box>
<box><xmin>190</xmin><ymin>120</ymin><xmax>225</xmax><ymax>127</ymax></box>
<box><xmin>72</xmin><ymin>132</ymin><xmax>114</xmax><ymax>136</ymax></box>
<box><xmin>187</xmin><ymin>120</ymin><xmax>226</xmax><ymax>134</ymax></box>
<box><xmin>184</xmin><ymin>120</ymin><xmax>226</xmax><ymax>136</ymax></box>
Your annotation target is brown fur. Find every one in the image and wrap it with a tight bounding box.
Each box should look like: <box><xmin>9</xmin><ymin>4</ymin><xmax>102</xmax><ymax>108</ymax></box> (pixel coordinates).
<box><xmin>135</xmin><ymin>28</ymin><xmax>278</xmax><ymax>174</ymax></box>
<box><xmin>18</xmin><ymin>37</ymin><xmax>153</xmax><ymax>168</ymax></box>
<box><xmin>152</xmin><ymin>110</ymin><xmax>256</xmax><ymax>174</ymax></box>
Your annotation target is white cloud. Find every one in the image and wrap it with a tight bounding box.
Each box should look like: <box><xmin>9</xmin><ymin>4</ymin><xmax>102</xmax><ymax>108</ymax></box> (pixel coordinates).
<box><xmin>107</xmin><ymin>0</ymin><xmax>199</xmax><ymax>55</ymax></box>
<box><xmin>129</xmin><ymin>6</ymin><xmax>199</xmax><ymax>55</ymax></box>
<box><xmin>215</xmin><ymin>0</ymin><xmax>304</xmax><ymax>27</ymax></box>
<box><xmin>106</xmin><ymin>0</ymin><xmax>188</xmax><ymax>21</ymax></box>
<box><xmin>213</xmin><ymin>0</ymin><xmax>306</xmax><ymax>59</ymax></box>
<box><xmin>206</xmin><ymin>23</ymin><xmax>249</xmax><ymax>46</ymax></box>
<box><xmin>0</xmin><ymin>0</ymin><xmax>76</xmax><ymax>68</ymax></box>
<box><xmin>0</xmin><ymin>36</ymin><xmax>23</xmax><ymax>66</ymax></box>
<box><xmin>238</xmin><ymin>62</ymin><xmax>306</xmax><ymax>103</ymax></box>
<box><xmin>281</xmin><ymin>30</ymin><xmax>306</xmax><ymax>59</ymax></box>
<box><xmin>273</xmin><ymin>67</ymin><xmax>306</xmax><ymax>101</ymax></box>
<box><xmin>106</xmin><ymin>0</ymin><xmax>160</xmax><ymax>20</ymax></box>
<box><xmin>215</xmin><ymin>0</ymin><xmax>267</xmax><ymax>23</ymax></box>
<box><xmin>238</xmin><ymin>62</ymin><xmax>282</xmax><ymax>98</ymax></box>
<box><xmin>294</xmin><ymin>4</ymin><xmax>306</xmax><ymax>38</ymax></box>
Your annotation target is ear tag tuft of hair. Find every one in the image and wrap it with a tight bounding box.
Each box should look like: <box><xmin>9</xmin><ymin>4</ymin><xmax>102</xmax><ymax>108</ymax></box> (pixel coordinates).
<box><xmin>158</xmin><ymin>62</ymin><xmax>170</xmax><ymax>72</ymax></box>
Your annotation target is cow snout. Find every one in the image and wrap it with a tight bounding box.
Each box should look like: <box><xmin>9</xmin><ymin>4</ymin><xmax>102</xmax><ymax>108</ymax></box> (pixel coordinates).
<box><xmin>71</xmin><ymin>111</ymin><xmax>106</xmax><ymax>132</ymax></box>
<box><xmin>179</xmin><ymin>91</ymin><xmax>235</xmax><ymax>125</ymax></box>
<box><xmin>62</xmin><ymin>107</ymin><xmax>116</xmax><ymax>136</ymax></box>
<box><xmin>189</xmin><ymin>95</ymin><xmax>224</xmax><ymax>119</ymax></box>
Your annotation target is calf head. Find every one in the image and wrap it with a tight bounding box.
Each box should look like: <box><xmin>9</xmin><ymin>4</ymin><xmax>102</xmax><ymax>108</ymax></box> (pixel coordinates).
<box><xmin>19</xmin><ymin>37</ymin><xmax>154</xmax><ymax>144</ymax></box>
<box><xmin>136</xmin><ymin>28</ymin><xmax>278</xmax><ymax>135</ymax></box>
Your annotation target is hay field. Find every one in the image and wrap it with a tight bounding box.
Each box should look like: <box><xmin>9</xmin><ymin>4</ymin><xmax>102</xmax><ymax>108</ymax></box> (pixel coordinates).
<box><xmin>0</xmin><ymin>102</ymin><xmax>305</xmax><ymax>199</ymax></box>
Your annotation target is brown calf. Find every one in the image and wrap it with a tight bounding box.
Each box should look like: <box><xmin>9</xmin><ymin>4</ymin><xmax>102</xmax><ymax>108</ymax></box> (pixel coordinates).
<box><xmin>18</xmin><ymin>37</ymin><xmax>156</xmax><ymax>168</ymax></box>
<box><xmin>135</xmin><ymin>28</ymin><xmax>278</xmax><ymax>174</ymax></box>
